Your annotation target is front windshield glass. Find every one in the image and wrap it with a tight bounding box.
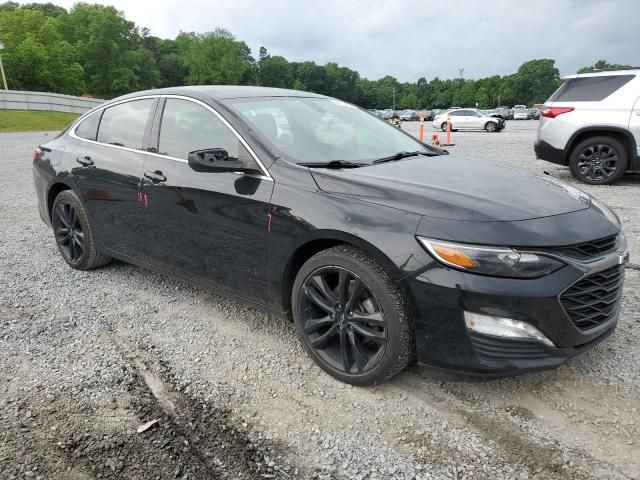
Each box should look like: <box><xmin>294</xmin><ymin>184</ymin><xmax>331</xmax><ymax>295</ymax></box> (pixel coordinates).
<box><xmin>229</xmin><ymin>97</ymin><xmax>431</xmax><ymax>164</ymax></box>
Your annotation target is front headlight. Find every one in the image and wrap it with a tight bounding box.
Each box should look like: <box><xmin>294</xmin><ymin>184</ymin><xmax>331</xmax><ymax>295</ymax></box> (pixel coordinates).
<box><xmin>417</xmin><ymin>237</ymin><xmax>564</xmax><ymax>279</ymax></box>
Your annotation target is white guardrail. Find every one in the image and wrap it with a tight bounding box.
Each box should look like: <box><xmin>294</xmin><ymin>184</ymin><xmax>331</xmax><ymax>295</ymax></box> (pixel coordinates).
<box><xmin>0</xmin><ymin>90</ymin><xmax>105</xmax><ymax>114</ymax></box>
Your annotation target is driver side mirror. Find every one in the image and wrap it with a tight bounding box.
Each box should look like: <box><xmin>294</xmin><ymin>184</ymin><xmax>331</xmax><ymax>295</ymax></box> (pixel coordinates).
<box><xmin>188</xmin><ymin>148</ymin><xmax>249</xmax><ymax>173</ymax></box>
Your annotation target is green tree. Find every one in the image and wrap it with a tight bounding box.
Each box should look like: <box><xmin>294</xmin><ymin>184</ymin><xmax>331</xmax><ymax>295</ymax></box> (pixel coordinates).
<box><xmin>0</xmin><ymin>7</ymin><xmax>85</xmax><ymax>94</ymax></box>
<box><xmin>259</xmin><ymin>55</ymin><xmax>293</xmax><ymax>88</ymax></box>
<box><xmin>578</xmin><ymin>59</ymin><xmax>633</xmax><ymax>73</ymax></box>
<box><xmin>176</xmin><ymin>29</ymin><xmax>256</xmax><ymax>85</ymax></box>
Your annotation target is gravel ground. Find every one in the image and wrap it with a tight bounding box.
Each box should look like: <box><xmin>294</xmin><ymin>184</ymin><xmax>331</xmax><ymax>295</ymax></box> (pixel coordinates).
<box><xmin>1</xmin><ymin>122</ymin><xmax>639</xmax><ymax>479</ymax></box>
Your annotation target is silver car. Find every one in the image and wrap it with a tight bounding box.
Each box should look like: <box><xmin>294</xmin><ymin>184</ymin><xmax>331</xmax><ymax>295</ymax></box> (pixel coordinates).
<box><xmin>433</xmin><ymin>108</ymin><xmax>505</xmax><ymax>132</ymax></box>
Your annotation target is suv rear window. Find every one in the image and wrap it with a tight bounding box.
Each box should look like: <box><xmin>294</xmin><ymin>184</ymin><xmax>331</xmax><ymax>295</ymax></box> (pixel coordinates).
<box><xmin>548</xmin><ymin>75</ymin><xmax>634</xmax><ymax>102</ymax></box>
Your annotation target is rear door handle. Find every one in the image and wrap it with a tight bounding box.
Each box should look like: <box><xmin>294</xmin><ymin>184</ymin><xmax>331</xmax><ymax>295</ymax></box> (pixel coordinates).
<box><xmin>144</xmin><ymin>170</ymin><xmax>167</xmax><ymax>183</ymax></box>
<box><xmin>76</xmin><ymin>156</ymin><xmax>93</xmax><ymax>167</ymax></box>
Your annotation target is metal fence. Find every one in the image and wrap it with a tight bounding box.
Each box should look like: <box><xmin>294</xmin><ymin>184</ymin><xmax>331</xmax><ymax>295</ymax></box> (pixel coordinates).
<box><xmin>0</xmin><ymin>90</ymin><xmax>105</xmax><ymax>114</ymax></box>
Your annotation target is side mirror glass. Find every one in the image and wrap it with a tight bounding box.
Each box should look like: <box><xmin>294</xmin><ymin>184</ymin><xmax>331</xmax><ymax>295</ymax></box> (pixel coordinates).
<box><xmin>187</xmin><ymin>148</ymin><xmax>248</xmax><ymax>173</ymax></box>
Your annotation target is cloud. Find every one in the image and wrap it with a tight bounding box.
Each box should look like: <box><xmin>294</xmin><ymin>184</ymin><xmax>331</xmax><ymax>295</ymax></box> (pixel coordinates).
<box><xmin>42</xmin><ymin>0</ymin><xmax>639</xmax><ymax>81</ymax></box>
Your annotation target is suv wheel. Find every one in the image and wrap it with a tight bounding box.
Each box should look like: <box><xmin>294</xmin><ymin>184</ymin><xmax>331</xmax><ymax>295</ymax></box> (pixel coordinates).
<box><xmin>569</xmin><ymin>136</ymin><xmax>628</xmax><ymax>185</ymax></box>
<box><xmin>292</xmin><ymin>246</ymin><xmax>414</xmax><ymax>385</ymax></box>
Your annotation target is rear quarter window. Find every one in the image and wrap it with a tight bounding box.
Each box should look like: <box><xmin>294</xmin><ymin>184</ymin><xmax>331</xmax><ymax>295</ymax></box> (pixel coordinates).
<box><xmin>548</xmin><ymin>75</ymin><xmax>635</xmax><ymax>102</ymax></box>
<box><xmin>74</xmin><ymin>111</ymin><xmax>102</xmax><ymax>141</ymax></box>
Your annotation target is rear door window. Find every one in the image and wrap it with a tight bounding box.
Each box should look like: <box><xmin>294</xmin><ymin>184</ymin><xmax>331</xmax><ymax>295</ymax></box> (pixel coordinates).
<box><xmin>548</xmin><ymin>75</ymin><xmax>635</xmax><ymax>102</ymax></box>
<box><xmin>97</xmin><ymin>99</ymin><xmax>154</xmax><ymax>149</ymax></box>
<box><xmin>74</xmin><ymin>111</ymin><xmax>102</xmax><ymax>141</ymax></box>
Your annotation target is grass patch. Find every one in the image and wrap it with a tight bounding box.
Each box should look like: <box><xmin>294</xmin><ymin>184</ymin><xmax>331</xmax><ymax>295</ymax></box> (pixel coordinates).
<box><xmin>0</xmin><ymin>110</ymin><xmax>78</xmax><ymax>133</ymax></box>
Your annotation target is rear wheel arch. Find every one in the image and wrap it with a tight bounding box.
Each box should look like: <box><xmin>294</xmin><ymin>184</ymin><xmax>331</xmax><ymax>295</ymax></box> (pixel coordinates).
<box><xmin>47</xmin><ymin>182</ymin><xmax>73</xmax><ymax>221</ymax></box>
<box><xmin>566</xmin><ymin>127</ymin><xmax>636</xmax><ymax>168</ymax></box>
<box><xmin>280</xmin><ymin>232</ymin><xmax>406</xmax><ymax>316</ymax></box>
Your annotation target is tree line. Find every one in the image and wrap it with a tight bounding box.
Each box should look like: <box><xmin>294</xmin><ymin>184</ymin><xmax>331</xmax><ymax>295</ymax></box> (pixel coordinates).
<box><xmin>0</xmin><ymin>2</ymin><xmax>631</xmax><ymax>109</ymax></box>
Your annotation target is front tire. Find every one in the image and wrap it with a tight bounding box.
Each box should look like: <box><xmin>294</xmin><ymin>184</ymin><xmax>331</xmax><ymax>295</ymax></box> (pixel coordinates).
<box><xmin>485</xmin><ymin>121</ymin><xmax>498</xmax><ymax>132</ymax></box>
<box><xmin>51</xmin><ymin>190</ymin><xmax>111</xmax><ymax>270</ymax></box>
<box><xmin>569</xmin><ymin>136</ymin><xmax>628</xmax><ymax>185</ymax></box>
<box><xmin>292</xmin><ymin>246</ymin><xmax>414</xmax><ymax>385</ymax></box>
<box><xmin>441</xmin><ymin>122</ymin><xmax>448</xmax><ymax>132</ymax></box>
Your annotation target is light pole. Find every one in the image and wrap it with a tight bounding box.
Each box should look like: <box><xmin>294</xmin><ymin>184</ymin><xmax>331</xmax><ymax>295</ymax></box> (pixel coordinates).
<box><xmin>0</xmin><ymin>42</ymin><xmax>8</xmax><ymax>90</ymax></box>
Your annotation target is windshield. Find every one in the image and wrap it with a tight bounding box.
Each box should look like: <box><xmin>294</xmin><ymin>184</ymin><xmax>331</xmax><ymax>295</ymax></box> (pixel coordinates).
<box><xmin>229</xmin><ymin>97</ymin><xmax>432</xmax><ymax>164</ymax></box>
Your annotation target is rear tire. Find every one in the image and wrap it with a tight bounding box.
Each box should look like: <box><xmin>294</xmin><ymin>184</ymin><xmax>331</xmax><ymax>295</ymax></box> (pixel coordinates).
<box><xmin>569</xmin><ymin>136</ymin><xmax>628</xmax><ymax>185</ymax></box>
<box><xmin>292</xmin><ymin>245</ymin><xmax>414</xmax><ymax>385</ymax></box>
<box><xmin>51</xmin><ymin>190</ymin><xmax>111</xmax><ymax>270</ymax></box>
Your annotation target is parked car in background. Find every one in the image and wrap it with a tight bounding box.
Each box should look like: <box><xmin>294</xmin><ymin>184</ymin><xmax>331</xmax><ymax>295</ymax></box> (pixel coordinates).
<box><xmin>492</xmin><ymin>107</ymin><xmax>512</xmax><ymax>120</ymax></box>
<box><xmin>513</xmin><ymin>105</ymin><xmax>529</xmax><ymax>120</ymax></box>
<box><xmin>399</xmin><ymin>110</ymin><xmax>420</xmax><ymax>121</ymax></box>
<box><xmin>529</xmin><ymin>108</ymin><xmax>540</xmax><ymax>120</ymax></box>
<box><xmin>33</xmin><ymin>85</ymin><xmax>628</xmax><ymax>384</ymax></box>
<box><xmin>535</xmin><ymin>69</ymin><xmax>640</xmax><ymax>184</ymax></box>
<box><xmin>433</xmin><ymin>108</ymin><xmax>505</xmax><ymax>132</ymax></box>
<box><xmin>380</xmin><ymin>109</ymin><xmax>394</xmax><ymax>119</ymax></box>
<box><xmin>421</xmin><ymin>110</ymin><xmax>435</xmax><ymax>121</ymax></box>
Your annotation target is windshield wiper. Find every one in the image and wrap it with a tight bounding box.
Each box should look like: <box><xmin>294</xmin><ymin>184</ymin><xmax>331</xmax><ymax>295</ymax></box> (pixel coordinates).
<box><xmin>299</xmin><ymin>160</ymin><xmax>366</xmax><ymax>169</ymax></box>
<box><xmin>373</xmin><ymin>150</ymin><xmax>438</xmax><ymax>164</ymax></box>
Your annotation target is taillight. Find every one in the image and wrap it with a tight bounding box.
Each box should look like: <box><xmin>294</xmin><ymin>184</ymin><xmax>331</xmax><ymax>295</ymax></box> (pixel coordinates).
<box><xmin>33</xmin><ymin>148</ymin><xmax>42</xmax><ymax>164</ymax></box>
<box><xmin>540</xmin><ymin>107</ymin><xmax>574</xmax><ymax>118</ymax></box>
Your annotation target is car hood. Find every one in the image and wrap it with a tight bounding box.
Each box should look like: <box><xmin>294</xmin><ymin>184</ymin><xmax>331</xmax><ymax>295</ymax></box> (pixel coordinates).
<box><xmin>310</xmin><ymin>155</ymin><xmax>591</xmax><ymax>221</ymax></box>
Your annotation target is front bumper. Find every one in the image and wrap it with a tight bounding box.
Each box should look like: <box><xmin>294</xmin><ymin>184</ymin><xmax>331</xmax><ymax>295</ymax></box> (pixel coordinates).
<box><xmin>402</xmin><ymin>250</ymin><xmax>625</xmax><ymax>376</ymax></box>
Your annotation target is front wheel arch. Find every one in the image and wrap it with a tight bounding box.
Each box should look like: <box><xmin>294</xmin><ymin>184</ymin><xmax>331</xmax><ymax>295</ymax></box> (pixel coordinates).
<box><xmin>281</xmin><ymin>232</ymin><xmax>406</xmax><ymax>317</ymax></box>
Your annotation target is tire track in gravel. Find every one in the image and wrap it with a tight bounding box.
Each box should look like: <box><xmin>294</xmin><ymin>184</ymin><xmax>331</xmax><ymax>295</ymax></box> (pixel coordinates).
<box><xmin>391</xmin><ymin>370</ymin><xmax>633</xmax><ymax>480</ymax></box>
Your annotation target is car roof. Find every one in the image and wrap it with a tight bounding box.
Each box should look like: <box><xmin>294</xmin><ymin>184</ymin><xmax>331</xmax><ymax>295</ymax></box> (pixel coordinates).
<box><xmin>108</xmin><ymin>85</ymin><xmax>328</xmax><ymax>103</ymax></box>
<box><xmin>563</xmin><ymin>69</ymin><xmax>640</xmax><ymax>79</ymax></box>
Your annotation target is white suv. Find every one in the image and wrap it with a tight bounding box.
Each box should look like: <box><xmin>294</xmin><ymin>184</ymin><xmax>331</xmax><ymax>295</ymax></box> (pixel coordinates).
<box><xmin>535</xmin><ymin>69</ymin><xmax>640</xmax><ymax>184</ymax></box>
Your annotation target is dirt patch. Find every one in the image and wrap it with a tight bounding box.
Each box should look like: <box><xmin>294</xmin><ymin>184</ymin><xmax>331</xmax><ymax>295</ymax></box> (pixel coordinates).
<box><xmin>0</xmin><ymin>360</ymin><xmax>298</xmax><ymax>479</ymax></box>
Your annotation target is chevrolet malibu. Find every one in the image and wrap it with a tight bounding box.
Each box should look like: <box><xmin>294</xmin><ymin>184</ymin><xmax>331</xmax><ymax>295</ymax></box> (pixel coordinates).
<box><xmin>33</xmin><ymin>86</ymin><xmax>628</xmax><ymax>385</ymax></box>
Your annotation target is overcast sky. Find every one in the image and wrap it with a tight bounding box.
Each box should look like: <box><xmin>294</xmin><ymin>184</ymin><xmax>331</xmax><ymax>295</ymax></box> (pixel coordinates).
<box><xmin>39</xmin><ymin>0</ymin><xmax>639</xmax><ymax>82</ymax></box>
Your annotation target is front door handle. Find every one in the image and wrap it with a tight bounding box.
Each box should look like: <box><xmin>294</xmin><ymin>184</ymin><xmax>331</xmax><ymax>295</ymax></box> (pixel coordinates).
<box><xmin>144</xmin><ymin>170</ymin><xmax>167</xmax><ymax>183</ymax></box>
<box><xmin>76</xmin><ymin>156</ymin><xmax>93</xmax><ymax>167</ymax></box>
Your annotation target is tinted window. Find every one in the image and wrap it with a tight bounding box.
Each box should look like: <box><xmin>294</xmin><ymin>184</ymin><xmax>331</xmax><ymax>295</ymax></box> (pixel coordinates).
<box><xmin>159</xmin><ymin>99</ymin><xmax>254</xmax><ymax>166</ymax></box>
<box><xmin>548</xmin><ymin>75</ymin><xmax>634</xmax><ymax>102</ymax></box>
<box><xmin>75</xmin><ymin>111</ymin><xmax>102</xmax><ymax>141</ymax></box>
<box><xmin>230</xmin><ymin>97</ymin><xmax>431</xmax><ymax>164</ymax></box>
<box><xmin>97</xmin><ymin>99</ymin><xmax>154</xmax><ymax>149</ymax></box>
<box><xmin>451</xmin><ymin>110</ymin><xmax>471</xmax><ymax>116</ymax></box>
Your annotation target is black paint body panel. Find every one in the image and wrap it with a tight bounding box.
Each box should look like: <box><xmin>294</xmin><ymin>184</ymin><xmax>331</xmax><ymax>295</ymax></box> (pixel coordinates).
<box><xmin>32</xmin><ymin>86</ymin><xmax>626</xmax><ymax>377</ymax></box>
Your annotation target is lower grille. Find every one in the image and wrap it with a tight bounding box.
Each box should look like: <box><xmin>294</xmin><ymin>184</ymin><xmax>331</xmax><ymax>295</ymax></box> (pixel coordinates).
<box><xmin>560</xmin><ymin>265</ymin><xmax>623</xmax><ymax>332</ymax></box>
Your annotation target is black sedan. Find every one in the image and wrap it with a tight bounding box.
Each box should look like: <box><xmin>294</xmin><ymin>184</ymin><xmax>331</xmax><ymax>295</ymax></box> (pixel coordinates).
<box><xmin>33</xmin><ymin>86</ymin><xmax>628</xmax><ymax>385</ymax></box>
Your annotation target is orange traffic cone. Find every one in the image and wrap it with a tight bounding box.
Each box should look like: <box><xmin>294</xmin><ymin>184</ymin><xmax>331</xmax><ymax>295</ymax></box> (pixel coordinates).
<box><xmin>441</xmin><ymin>114</ymin><xmax>455</xmax><ymax>147</ymax></box>
<box><xmin>417</xmin><ymin>111</ymin><xmax>425</xmax><ymax>142</ymax></box>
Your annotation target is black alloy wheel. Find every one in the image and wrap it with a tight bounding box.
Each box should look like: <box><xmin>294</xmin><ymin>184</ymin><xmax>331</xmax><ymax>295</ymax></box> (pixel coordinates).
<box><xmin>53</xmin><ymin>201</ymin><xmax>85</xmax><ymax>263</ymax></box>
<box><xmin>51</xmin><ymin>190</ymin><xmax>111</xmax><ymax>270</ymax></box>
<box><xmin>569</xmin><ymin>136</ymin><xmax>628</xmax><ymax>185</ymax></box>
<box><xmin>485</xmin><ymin>121</ymin><xmax>497</xmax><ymax>132</ymax></box>
<box><xmin>299</xmin><ymin>266</ymin><xmax>387</xmax><ymax>375</ymax></box>
<box><xmin>441</xmin><ymin>122</ymin><xmax>448</xmax><ymax>132</ymax></box>
<box><xmin>292</xmin><ymin>246</ymin><xmax>414</xmax><ymax>385</ymax></box>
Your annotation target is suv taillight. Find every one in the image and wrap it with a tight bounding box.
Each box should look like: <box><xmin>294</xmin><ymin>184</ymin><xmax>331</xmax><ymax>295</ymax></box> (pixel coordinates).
<box><xmin>33</xmin><ymin>148</ymin><xmax>42</xmax><ymax>164</ymax></box>
<box><xmin>540</xmin><ymin>107</ymin><xmax>574</xmax><ymax>118</ymax></box>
